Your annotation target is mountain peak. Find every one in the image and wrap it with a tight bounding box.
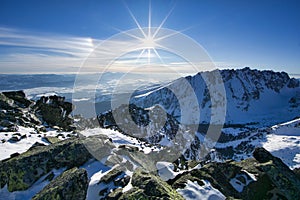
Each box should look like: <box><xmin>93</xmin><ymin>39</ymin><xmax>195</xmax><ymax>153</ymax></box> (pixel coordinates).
<box><xmin>133</xmin><ymin>68</ymin><xmax>300</xmax><ymax>126</ymax></box>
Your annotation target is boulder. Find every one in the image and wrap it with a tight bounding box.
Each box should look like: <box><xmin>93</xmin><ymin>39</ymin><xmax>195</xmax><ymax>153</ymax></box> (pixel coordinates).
<box><xmin>34</xmin><ymin>95</ymin><xmax>74</xmax><ymax>131</ymax></box>
<box><xmin>2</xmin><ymin>91</ymin><xmax>32</xmax><ymax>108</ymax></box>
<box><xmin>118</xmin><ymin>169</ymin><xmax>184</xmax><ymax>200</ymax></box>
<box><xmin>32</xmin><ymin>167</ymin><xmax>88</xmax><ymax>200</ymax></box>
<box><xmin>170</xmin><ymin>147</ymin><xmax>300</xmax><ymax>200</ymax></box>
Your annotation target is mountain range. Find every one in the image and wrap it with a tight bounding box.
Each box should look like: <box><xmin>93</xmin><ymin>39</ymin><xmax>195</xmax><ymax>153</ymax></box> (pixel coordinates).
<box><xmin>0</xmin><ymin>68</ymin><xmax>300</xmax><ymax>200</ymax></box>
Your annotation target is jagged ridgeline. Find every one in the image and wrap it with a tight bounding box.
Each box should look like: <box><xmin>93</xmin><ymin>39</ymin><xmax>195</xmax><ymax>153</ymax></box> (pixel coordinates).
<box><xmin>132</xmin><ymin>67</ymin><xmax>300</xmax><ymax>126</ymax></box>
<box><xmin>0</xmin><ymin>68</ymin><xmax>300</xmax><ymax>199</ymax></box>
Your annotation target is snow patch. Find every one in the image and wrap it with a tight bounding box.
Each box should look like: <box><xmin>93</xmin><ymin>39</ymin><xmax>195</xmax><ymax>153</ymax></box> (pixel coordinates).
<box><xmin>177</xmin><ymin>180</ymin><xmax>225</xmax><ymax>200</ymax></box>
<box><xmin>229</xmin><ymin>170</ymin><xmax>256</xmax><ymax>192</ymax></box>
<box><xmin>156</xmin><ymin>161</ymin><xmax>178</xmax><ymax>181</ymax></box>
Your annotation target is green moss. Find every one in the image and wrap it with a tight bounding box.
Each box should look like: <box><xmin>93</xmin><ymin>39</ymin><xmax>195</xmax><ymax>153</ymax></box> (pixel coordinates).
<box><xmin>129</xmin><ymin>169</ymin><xmax>184</xmax><ymax>200</ymax></box>
<box><xmin>44</xmin><ymin>136</ymin><xmax>61</xmax><ymax>144</ymax></box>
<box><xmin>32</xmin><ymin>168</ymin><xmax>88</xmax><ymax>200</ymax></box>
<box><xmin>8</xmin><ymin>169</ymin><xmax>29</xmax><ymax>191</ymax></box>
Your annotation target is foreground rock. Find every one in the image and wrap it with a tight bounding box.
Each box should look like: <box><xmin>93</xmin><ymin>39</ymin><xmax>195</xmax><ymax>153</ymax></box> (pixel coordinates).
<box><xmin>32</xmin><ymin>167</ymin><xmax>88</xmax><ymax>200</ymax></box>
<box><xmin>0</xmin><ymin>91</ymin><xmax>40</xmax><ymax>132</ymax></box>
<box><xmin>0</xmin><ymin>91</ymin><xmax>78</xmax><ymax>132</ymax></box>
<box><xmin>33</xmin><ymin>95</ymin><xmax>74</xmax><ymax>131</ymax></box>
<box><xmin>108</xmin><ymin>169</ymin><xmax>184</xmax><ymax>200</ymax></box>
<box><xmin>170</xmin><ymin>147</ymin><xmax>300</xmax><ymax>200</ymax></box>
<box><xmin>0</xmin><ymin>134</ymin><xmax>115</xmax><ymax>192</ymax></box>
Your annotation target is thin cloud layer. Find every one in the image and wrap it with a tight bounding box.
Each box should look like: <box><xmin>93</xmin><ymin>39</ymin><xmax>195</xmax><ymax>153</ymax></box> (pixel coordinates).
<box><xmin>0</xmin><ymin>27</ymin><xmax>222</xmax><ymax>75</ymax></box>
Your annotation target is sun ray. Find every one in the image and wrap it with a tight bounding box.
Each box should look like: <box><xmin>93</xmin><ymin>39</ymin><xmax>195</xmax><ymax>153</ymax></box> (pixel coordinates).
<box><xmin>147</xmin><ymin>48</ymin><xmax>151</xmax><ymax>64</ymax></box>
<box><xmin>111</xmin><ymin>26</ymin><xmax>144</xmax><ymax>41</ymax></box>
<box><xmin>148</xmin><ymin>0</ymin><xmax>152</xmax><ymax>38</ymax></box>
<box><xmin>153</xmin><ymin>48</ymin><xmax>166</xmax><ymax>65</ymax></box>
<box><xmin>154</xmin><ymin>26</ymin><xmax>193</xmax><ymax>42</ymax></box>
<box><xmin>123</xmin><ymin>1</ymin><xmax>147</xmax><ymax>39</ymax></box>
<box><xmin>152</xmin><ymin>2</ymin><xmax>176</xmax><ymax>38</ymax></box>
<box><xmin>135</xmin><ymin>49</ymin><xmax>146</xmax><ymax>64</ymax></box>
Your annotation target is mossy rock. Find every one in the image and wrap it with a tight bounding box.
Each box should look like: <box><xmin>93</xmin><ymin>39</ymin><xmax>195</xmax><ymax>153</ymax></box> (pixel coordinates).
<box><xmin>170</xmin><ymin>148</ymin><xmax>300</xmax><ymax>200</ymax></box>
<box><xmin>43</xmin><ymin>136</ymin><xmax>61</xmax><ymax>144</ymax></box>
<box><xmin>0</xmin><ymin>135</ymin><xmax>114</xmax><ymax>192</ymax></box>
<box><xmin>32</xmin><ymin>167</ymin><xmax>88</xmax><ymax>200</ymax></box>
<box><xmin>119</xmin><ymin>168</ymin><xmax>184</xmax><ymax>200</ymax></box>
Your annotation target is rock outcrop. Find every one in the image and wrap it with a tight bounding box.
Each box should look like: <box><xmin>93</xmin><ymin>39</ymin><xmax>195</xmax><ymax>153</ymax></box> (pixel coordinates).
<box><xmin>0</xmin><ymin>134</ymin><xmax>115</xmax><ymax>192</ymax></box>
<box><xmin>32</xmin><ymin>167</ymin><xmax>88</xmax><ymax>200</ymax></box>
<box><xmin>132</xmin><ymin>67</ymin><xmax>300</xmax><ymax>125</ymax></box>
<box><xmin>98</xmin><ymin>103</ymin><xmax>180</xmax><ymax>144</ymax></box>
<box><xmin>33</xmin><ymin>95</ymin><xmax>74</xmax><ymax>131</ymax></box>
<box><xmin>170</xmin><ymin>147</ymin><xmax>300</xmax><ymax>200</ymax></box>
<box><xmin>109</xmin><ymin>169</ymin><xmax>184</xmax><ymax>200</ymax></box>
<box><xmin>0</xmin><ymin>91</ymin><xmax>77</xmax><ymax>132</ymax></box>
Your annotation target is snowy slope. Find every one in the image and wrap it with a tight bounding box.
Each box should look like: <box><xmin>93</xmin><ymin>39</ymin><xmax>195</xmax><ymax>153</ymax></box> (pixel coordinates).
<box><xmin>132</xmin><ymin>67</ymin><xmax>300</xmax><ymax>126</ymax></box>
<box><xmin>1</xmin><ymin>118</ymin><xmax>299</xmax><ymax>199</ymax></box>
<box><xmin>215</xmin><ymin>118</ymin><xmax>300</xmax><ymax>169</ymax></box>
<box><xmin>0</xmin><ymin>127</ymin><xmax>73</xmax><ymax>161</ymax></box>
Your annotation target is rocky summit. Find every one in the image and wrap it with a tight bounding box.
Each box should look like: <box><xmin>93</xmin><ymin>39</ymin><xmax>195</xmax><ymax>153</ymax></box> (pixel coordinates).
<box><xmin>0</xmin><ymin>68</ymin><xmax>300</xmax><ymax>200</ymax></box>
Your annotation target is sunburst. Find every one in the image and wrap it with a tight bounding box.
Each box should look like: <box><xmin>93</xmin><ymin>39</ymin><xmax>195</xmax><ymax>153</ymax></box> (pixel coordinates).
<box><xmin>122</xmin><ymin>0</ymin><xmax>176</xmax><ymax>65</ymax></box>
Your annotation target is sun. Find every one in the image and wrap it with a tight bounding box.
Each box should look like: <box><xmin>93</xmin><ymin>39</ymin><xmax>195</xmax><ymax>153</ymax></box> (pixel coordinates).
<box><xmin>142</xmin><ymin>36</ymin><xmax>156</xmax><ymax>49</ymax></box>
<box><xmin>122</xmin><ymin>0</ymin><xmax>175</xmax><ymax>65</ymax></box>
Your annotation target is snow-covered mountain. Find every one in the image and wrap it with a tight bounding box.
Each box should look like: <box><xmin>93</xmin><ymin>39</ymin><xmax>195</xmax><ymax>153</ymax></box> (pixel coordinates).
<box><xmin>132</xmin><ymin>67</ymin><xmax>300</xmax><ymax>126</ymax></box>
<box><xmin>1</xmin><ymin>68</ymin><xmax>300</xmax><ymax>199</ymax></box>
<box><xmin>1</xmin><ymin>89</ymin><xmax>300</xmax><ymax>199</ymax></box>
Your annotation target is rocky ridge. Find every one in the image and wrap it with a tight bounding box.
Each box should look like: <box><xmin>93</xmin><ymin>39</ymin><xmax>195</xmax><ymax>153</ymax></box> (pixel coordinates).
<box><xmin>1</xmin><ymin>68</ymin><xmax>300</xmax><ymax>200</ymax></box>
<box><xmin>132</xmin><ymin>67</ymin><xmax>300</xmax><ymax>125</ymax></box>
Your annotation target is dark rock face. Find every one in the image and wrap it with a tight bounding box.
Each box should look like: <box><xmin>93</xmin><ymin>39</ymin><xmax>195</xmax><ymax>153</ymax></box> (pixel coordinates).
<box><xmin>0</xmin><ymin>91</ymin><xmax>41</xmax><ymax>132</ymax></box>
<box><xmin>0</xmin><ymin>137</ymin><xmax>92</xmax><ymax>191</ymax></box>
<box><xmin>293</xmin><ymin>168</ymin><xmax>300</xmax><ymax>179</ymax></box>
<box><xmin>170</xmin><ymin>147</ymin><xmax>300</xmax><ymax>200</ymax></box>
<box><xmin>97</xmin><ymin>165</ymin><xmax>130</xmax><ymax>199</ymax></box>
<box><xmin>2</xmin><ymin>91</ymin><xmax>32</xmax><ymax>108</ymax></box>
<box><xmin>0</xmin><ymin>91</ymin><xmax>76</xmax><ymax>132</ymax></box>
<box><xmin>114</xmin><ymin>169</ymin><xmax>184</xmax><ymax>200</ymax></box>
<box><xmin>32</xmin><ymin>167</ymin><xmax>88</xmax><ymax>200</ymax></box>
<box><xmin>98</xmin><ymin>104</ymin><xmax>179</xmax><ymax>144</ymax></box>
<box><xmin>34</xmin><ymin>95</ymin><xmax>74</xmax><ymax>131</ymax></box>
<box><xmin>0</xmin><ymin>133</ymin><xmax>116</xmax><ymax>192</ymax></box>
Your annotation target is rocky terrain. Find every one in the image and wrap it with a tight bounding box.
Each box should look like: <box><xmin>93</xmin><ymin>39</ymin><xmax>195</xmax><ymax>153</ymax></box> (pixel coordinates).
<box><xmin>0</xmin><ymin>68</ymin><xmax>300</xmax><ymax>200</ymax></box>
<box><xmin>132</xmin><ymin>67</ymin><xmax>300</xmax><ymax>126</ymax></box>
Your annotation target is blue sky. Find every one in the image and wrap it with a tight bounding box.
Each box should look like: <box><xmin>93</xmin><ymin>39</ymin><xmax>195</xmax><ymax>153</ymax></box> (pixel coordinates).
<box><xmin>0</xmin><ymin>0</ymin><xmax>299</xmax><ymax>74</ymax></box>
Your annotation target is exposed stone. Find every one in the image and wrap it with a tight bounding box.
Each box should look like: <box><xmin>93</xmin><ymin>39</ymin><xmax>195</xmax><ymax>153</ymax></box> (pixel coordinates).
<box><xmin>33</xmin><ymin>95</ymin><xmax>74</xmax><ymax>131</ymax></box>
<box><xmin>118</xmin><ymin>169</ymin><xmax>184</xmax><ymax>200</ymax></box>
<box><xmin>100</xmin><ymin>166</ymin><xmax>125</xmax><ymax>184</ymax></box>
<box><xmin>43</xmin><ymin>136</ymin><xmax>61</xmax><ymax>144</ymax></box>
<box><xmin>0</xmin><ymin>137</ymin><xmax>94</xmax><ymax>191</ymax></box>
<box><xmin>170</xmin><ymin>147</ymin><xmax>300</xmax><ymax>200</ymax></box>
<box><xmin>32</xmin><ymin>167</ymin><xmax>88</xmax><ymax>200</ymax></box>
<box><xmin>2</xmin><ymin>91</ymin><xmax>32</xmax><ymax>108</ymax></box>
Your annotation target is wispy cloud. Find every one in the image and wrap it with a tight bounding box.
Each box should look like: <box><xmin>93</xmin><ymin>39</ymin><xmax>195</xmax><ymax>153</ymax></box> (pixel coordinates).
<box><xmin>0</xmin><ymin>27</ymin><xmax>229</xmax><ymax>75</ymax></box>
<box><xmin>0</xmin><ymin>27</ymin><xmax>99</xmax><ymax>73</ymax></box>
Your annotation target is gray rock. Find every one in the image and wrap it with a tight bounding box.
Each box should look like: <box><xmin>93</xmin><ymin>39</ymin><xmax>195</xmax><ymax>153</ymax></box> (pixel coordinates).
<box><xmin>0</xmin><ymin>133</ymin><xmax>116</xmax><ymax>192</ymax></box>
<box><xmin>32</xmin><ymin>167</ymin><xmax>88</xmax><ymax>200</ymax></box>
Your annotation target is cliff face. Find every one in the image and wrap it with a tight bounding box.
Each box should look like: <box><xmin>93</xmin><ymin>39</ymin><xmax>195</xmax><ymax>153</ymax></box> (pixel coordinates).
<box><xmin>132</xmin><ymin>67</ymin><xmax>300</xmax><ymax>125</ymax></box>
<box><xmin>0</xmin><ymin>68</ymin><xmax>300</xmax><ymax>200</ymax></box>
<box><xmin>0</xmin><ymin>90</ymin><xmax>75</xmax><ymax>132</ymax></box>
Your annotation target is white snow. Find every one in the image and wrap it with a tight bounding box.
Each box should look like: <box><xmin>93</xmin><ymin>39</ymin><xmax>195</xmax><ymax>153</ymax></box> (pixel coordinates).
<box><xmin>229</xmin><ymin>170</ymin><xmax>257</xmax><ymax>193</ymax></box>
<box><xmin>214</xmin><ymin>118</ymin><xmax>300</xmax><ymax>169</ymax></box>
<box><xmin>222</xmin><ymin>127</ymin><xmax>249</xmax><ymax>136</ymax></box>
<box><xmin>122</xmin><ymin>170</ymin><xmax>133</xmax><ymax>193</ymax></box>
<box><xmin>79</xmin><ymin>128</ymin><xmax>158</xmax><ymax>154</ymax></box>
<box><xmin>0</xmin><ymin>126</ymin><xmax>74</xmax><ymax>161</ymax></box>
<box><xmin>258</xmin><ymin>118</ymin><xmax>300</xmax><ymax>169</ymax></box>
<box><xmin>0</xmin><ymin>127</ymin><xmax>47</xmax><ymax>161</ymax></box>
<box><xmin>156</xmin><ymin>161</ymin><xmax>178</xmax><ymax>181</ymax></box>
<box><xmin>177</xmin><ymin>180</ymin><xmax>226</xmax><ymax>200</ymax></box>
